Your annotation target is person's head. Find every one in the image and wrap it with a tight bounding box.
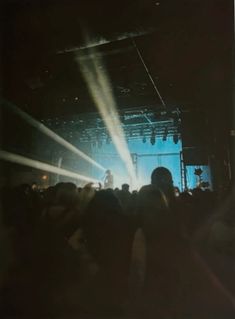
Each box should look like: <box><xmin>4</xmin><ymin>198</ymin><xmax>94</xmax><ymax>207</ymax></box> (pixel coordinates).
<box><xmin>121</xmin><ymin>183</ymin><xmax>129</xmax><ymax>192</ymax></box>
<box><xmin>55</xmin><ymin>182</ymin><xmax>78</xmax><ymax>207</ymax></box>
<box><xmin>151</xmin><ymin>167</ymin><xmax>174</xmax><ymax>198</ymax></box>
<box><xmin>106</xmin><ymin>169</ymin><xmax>111</xmax><ymax>175</ymax></box>
<box><xmin>151</xmin><ymin>167</ymin><xmax>173</xmax><ymax>185</ymax></box>
<box><xmin>83</xmin><ymin>189</ymin><xmax>123</xmax><ymax>264</ymax></box>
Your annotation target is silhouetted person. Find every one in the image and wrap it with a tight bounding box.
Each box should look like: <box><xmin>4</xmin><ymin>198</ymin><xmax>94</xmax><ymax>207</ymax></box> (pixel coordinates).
<box><xmin>117</xmin><ymin>183</ymin><xmax>131</xmax><ymax>212</ymax></box>
<box><xmin>134</xmin><ymin>167</ymin><xmax>187</xmax><ymax>318</ymax></box>
<box><xmin>82</xmin><ymin>190</ymin><xmax>132</xmax><ymax>314</ymax></box>
<box><xmin>133</xmin><ymin>167</ymin><xmax>235</xmax><ymax>318</ymax></box>
<box><xmin>151</xmin><ymin>166</ymin><xmax>175</xmax><ymax>205</ymax></box>
<box><xmin>103</xmin><ymin>170</ymin><xmax>114</xmax><ymax>189</ymax></box>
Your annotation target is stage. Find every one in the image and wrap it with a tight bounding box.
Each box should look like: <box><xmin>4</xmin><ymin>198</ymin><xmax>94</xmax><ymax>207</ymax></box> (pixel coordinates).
<box><xmin>42</xmin><ymin>107</ymin><xmax>212</xmax><ymax>190</ymax></box>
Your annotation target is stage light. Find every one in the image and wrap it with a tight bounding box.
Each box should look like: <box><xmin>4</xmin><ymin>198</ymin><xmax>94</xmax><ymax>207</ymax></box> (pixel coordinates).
<box><xmin>76</xmin><ymin>36</ymin><xmax>138</xmax><ymax>188</ymax></box>
<box><xmin>150</xmin><ymin>128</ymin><xmax>156</xmax><ymax>145</ymax></box>
<box><xmin>150</xmin><ymin>135</ymin><xmax>155</xmax><ymax>145</ymax></box>
<box><xmin>163</xmin><ymin>127</ymin><xmax>168</xmax><ymax>141</ymax></box>
<box><xmin>173</xmin><ymin>133</ymin><xmax>179</xmax><ymax>144</ymax></box>
<box><xmin>0</xmin><ymin>150</ymin><xmax>100</xmax><ymax>183</ymax></box>
<box><xmin>194</xmin><ymin>168</ymin><xmax>203</xmax><ymax>176</ymax></box>
<box><xmin>2</xmin><ymin>99</ymin><xmax>105</xmax><ymax>172</ymax></box>
<box><xmin>142</xmin><ymin>136</ymin><xmax>147</xmax><ymax>143</ymax></box>
<box><xmin>42</xmin><ymin>175</ymin><xmax>48</xmax><ymax>180</ymax></box>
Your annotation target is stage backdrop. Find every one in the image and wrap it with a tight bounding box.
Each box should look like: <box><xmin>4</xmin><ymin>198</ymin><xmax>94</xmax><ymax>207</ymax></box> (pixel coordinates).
<box><xmin>91</xmin><ymin>137</ymin><xmax>183</xmax><ymax>190</ymax></box>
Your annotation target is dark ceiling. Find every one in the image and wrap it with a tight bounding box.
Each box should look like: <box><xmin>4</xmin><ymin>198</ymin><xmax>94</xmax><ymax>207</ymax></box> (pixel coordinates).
<box><xmin>1</xmin><ymin>0</ymin><xmax>234</xmax><ymax>120</ymax></box>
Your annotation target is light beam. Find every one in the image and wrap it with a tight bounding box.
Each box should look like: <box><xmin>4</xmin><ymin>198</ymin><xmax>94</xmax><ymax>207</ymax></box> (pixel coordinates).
<box><xmin>1</xmin><ymin>99</ymin><xmax>106</xmax><ymax>172</ymax></box>
<box><xmin>0</xmin><ymin>150</ymin><xmax>99</xmax><ymax>184</ymax></box>
<box><xmin>76</xmin><ymin>36</ymin><xmax>138</xmax><ymax>187</ymax></box>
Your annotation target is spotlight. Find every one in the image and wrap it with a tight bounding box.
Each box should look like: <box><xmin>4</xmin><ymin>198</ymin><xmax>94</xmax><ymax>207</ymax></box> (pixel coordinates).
<box><xmin>0</xmin><ymin>150</ymin><xmax>99</xmax><ymax>184</ymax></box>
<box><xmin>163</xmin><ymin>127</ymin><xmax>168</xmax><ymax>141</ymax></box>
<box><xmin>173</xmin><ymin>133</ymin><xmax>179</xmax><ymax>144</ymax></box>
<box><xmin>77</xmin><ymin>38</ymin><xmax>137</xmax><ymax>187</ymax></box>
<box><xmin>150</xmin><ymin>135</ymin><xmax>156</xmax><ymax>145</ymax></box>
<box><xmin>3</xmin><ymin>99</ymin><xmax>106</xmax><ymax>171</ymax></box>
<box><xmin>150</xmin><ymin>128</ymin><xmax>156</xmax><ymax>145</ymax></box>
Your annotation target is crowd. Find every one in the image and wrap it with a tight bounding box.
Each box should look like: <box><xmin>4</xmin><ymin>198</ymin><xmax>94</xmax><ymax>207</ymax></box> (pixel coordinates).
<box><xmin>0</xmin><ymin>167</ymin><xmax>234</xmax><ymax>318</ymax></box>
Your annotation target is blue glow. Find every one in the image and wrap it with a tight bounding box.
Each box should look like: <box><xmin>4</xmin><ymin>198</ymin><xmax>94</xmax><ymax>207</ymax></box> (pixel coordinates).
<box><xmin>185</xmin><ymin>165</ymin><xmax>212</xmax><ymax>190</ymax></box>
<box><xmin>90</xmin><ymin>137</ymin><xmax>183</xmax><ymax>190</ymax></box>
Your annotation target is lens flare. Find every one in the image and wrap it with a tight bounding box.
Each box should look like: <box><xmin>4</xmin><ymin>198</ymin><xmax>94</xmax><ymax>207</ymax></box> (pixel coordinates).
<box><xmin>0</xmin><ymin>150</ymin><xmax>99</xmax><ymax>183</ymax></box>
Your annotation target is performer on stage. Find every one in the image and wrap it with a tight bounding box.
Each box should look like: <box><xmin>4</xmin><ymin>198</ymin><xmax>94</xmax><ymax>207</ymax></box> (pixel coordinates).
<box><xmin>104</xmin><ymin>169</ymin><xmax>114</xmax><ymax>189</ymax></box>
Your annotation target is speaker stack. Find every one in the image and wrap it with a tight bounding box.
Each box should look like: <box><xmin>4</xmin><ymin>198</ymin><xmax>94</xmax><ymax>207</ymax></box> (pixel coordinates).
<box><xmin>181</xmin><ymin>110</ymin><xmax>209</xmax><ymax>166</ymax></box>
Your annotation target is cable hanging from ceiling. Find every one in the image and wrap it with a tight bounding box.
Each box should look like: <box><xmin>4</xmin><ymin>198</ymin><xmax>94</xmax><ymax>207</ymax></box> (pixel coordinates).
<box><xmin>131</xmin><ymin>38</ymin><xmax>166</xmax><ymax>108</ymax></box>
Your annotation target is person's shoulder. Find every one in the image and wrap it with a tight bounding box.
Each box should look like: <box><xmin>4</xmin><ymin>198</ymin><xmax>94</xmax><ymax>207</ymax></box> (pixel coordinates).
<box><xmin>138</xmin><ymin>184</ymin><xmax>163</xmax><ymax>202</ymax></box>
<box><xmin>139</xmin><ymin>184</ymin><xmax>160</xmax><ymax>194</ymax></box>
<box><xmin>139</xmin><ymin>184</ymin><xmax>153</xmax><ymax>192</ymax></box>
